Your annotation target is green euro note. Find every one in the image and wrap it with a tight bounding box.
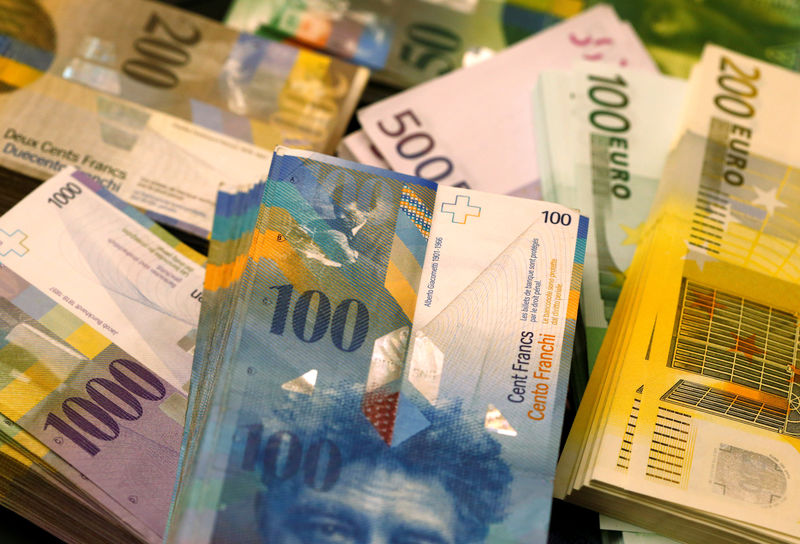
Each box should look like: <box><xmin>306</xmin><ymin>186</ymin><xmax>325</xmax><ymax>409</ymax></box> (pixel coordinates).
<box><xmin>535</xmin><ymin>64</ymin><xmax>685</xmax><ymax>391</ymax></box>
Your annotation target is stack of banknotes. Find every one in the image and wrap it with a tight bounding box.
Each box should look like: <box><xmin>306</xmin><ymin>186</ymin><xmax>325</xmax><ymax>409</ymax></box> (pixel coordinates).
<box><xmin>166</xmin><ymin>148</ymin><xmax>589</xmax><ymax>543</ymax></box>
<box><xmin>554</xmin><ymin>44</ymin><xmax>800</xmax><ymax>543</ymax></box>
<box><xmin>0</xmin><ymin>166</ymin><xmax>208</xmax><ymax>543</ymax></box>
<box><xmin>0</xmin><ymin>0</ymin><xmax>367</xmax><ymax>237</ymax></box>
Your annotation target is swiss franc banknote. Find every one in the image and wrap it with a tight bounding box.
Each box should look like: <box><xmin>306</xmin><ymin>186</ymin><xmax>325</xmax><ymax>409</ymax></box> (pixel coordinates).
<box><xmin>598</xmin><ymin>0</ymin><xmax>800</xmax><ymax>77</ymax></box>
<box><xmin>0</xmin><ymin>167</ymin><xmax>205</xmax><ymax>391</ymax></box>
<box><xmin>168</xmin><ymin>149</ymin><xmax>588</xmax><ymax>543</ymax></box>
<box><xmin>0</xmin><ymin>0</ymin><xmax>367</xmax><ymax>235</ymax></box>
<box><xmin>226</xmin><ymin>0</ymin><xmax>585</xmax><ymax>88</ymax></box>
<box><xmin>0</xmin><ymin>166</ymin><xmax>207</xmax><ymax>541</ymax></box>
<box><xmin>0</xmin><ymin>262</ymin><xmax>185</xmax><ymax>538</ymax></box>
<box><xmin>358</xmin><ymin>5</ymin><xmax>656</xmax><ymax>200</ymax></box>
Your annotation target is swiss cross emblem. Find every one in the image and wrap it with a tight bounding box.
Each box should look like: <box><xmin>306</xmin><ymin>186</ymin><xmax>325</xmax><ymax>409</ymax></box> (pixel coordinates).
<box><xmin>441</xmin><ymin>195</ymin><xmax>481</xmax><ymax>224</ymax></box>
<box><xmin>0</xmin><ymin>229</ymin><xmax>28</xmax><ymax>257</ymax></box>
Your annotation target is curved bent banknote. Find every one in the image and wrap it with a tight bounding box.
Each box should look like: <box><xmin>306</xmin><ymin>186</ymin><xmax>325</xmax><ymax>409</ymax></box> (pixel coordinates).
<box><xmin>0</xmin><ymin>166</ymin><xmax>209</xmax><ymax>542</ymax></box>
<box><xmin>0</xmin><ymin>0</ymin><xmax>365</xmax><ymax>235</ymax></box>
<box><xmin>0</xmin><ymin>167</ymin><xmax>206</xmax><ymax>392</ymax></box>
<box><xmin>168</xmin><ymin>148</ymin><xmax>588</xmax><ymax>543</ymax></box>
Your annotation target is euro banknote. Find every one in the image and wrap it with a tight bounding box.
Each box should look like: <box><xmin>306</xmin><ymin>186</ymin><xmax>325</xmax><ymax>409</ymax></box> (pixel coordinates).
<box><xmin>168</xmin><ymin>149</ymin><xmax>588</xmax><ymax>543</ymax></box>
<box><xmin>556</xmin><ymin>44</ymin><xmax>800</xmax><ymax>543</ymax></box>
<box><xmin>358</xmin><ymin>5</ymin><xmax>656</xmax><ymax>200</ymax></box>
<box><xmin>0</xmin><ymin>0</ymin><xmax>366</xmax><ymax>235</ymax></box>
<box><xmin>535</xmin><ymin>65</ymin><xmax>686</xmax><ymax>371</ymax></box>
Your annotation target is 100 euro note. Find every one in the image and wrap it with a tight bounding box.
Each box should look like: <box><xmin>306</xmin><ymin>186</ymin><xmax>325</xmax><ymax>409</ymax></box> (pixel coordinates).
<box><xmin>0</xmin><ymin>0</ymin><xmax>365</xmax><ymax>235</ymax></box>
<box><xmin>357</xmin><ymin>5</ymin><xmax>656</xmax><ymax>201</ymax></box>
<box><xmin>536</xmin><ymin>65</ymin><xmax>686</xmax><ymax>370</ymax></box>
<box><xmin>167</xmin><ymin>149</ymin><xmax>587</xmax><ymax>543</ymax></box>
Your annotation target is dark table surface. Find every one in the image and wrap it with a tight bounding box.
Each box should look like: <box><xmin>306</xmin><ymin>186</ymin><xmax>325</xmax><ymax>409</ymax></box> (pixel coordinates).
<box><xmin>0</xmin><ymin>0</ymin><xmax>603</xmax><ymax>542</ymax></box>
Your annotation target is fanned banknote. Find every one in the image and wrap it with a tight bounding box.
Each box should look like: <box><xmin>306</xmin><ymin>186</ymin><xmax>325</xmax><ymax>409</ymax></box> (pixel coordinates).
<box><xmin>0</xmin><ymin>167</ymin><xmax>208</xmax><ymax>542</ymax></box>
<box><xmin>0</xmin><ymin>0</ymin><xmax>367</xmax><ymax>235</ymax></box>
<box><xmin>358</xmin><ymin>5</ymin><xmax>656</xmax><ymax>200</ymax></box>
<box><xmin>535</xmin><ymin>65</ymin><xmax>686</xmax><ymax>388</ymax></box>
<box><xmin>168</xmin><ymin>149</ymin><xmax>588</xmax><ymax>543</ymax></box>
<box><xmin>556</xmin><ymin>45</ymin><xmax>800</xmax><ymax>544</ymax></box>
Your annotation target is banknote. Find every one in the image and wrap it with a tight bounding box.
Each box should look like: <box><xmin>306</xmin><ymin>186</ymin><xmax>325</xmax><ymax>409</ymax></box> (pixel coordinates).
<box><xmin>0</xmin><ymin>262</ymin><xmax>184</xmax><ymax>537</ymax></box>
<box><xmin>622</xmin><ymin>45</ymin><xmax>800</xmax><ymax>540</ymax></box>
<box><xmin>536</xmin><ymin>66</ymin><xmax>686</xmax><ymax>369</ymax></box>
<box><xmin>227</xmin><ymin>0</ymin><xmax>800</xmax><ymax>82</ymax></box>
<box><xmin>0</xmin><ymin>167</ymin><xmax>205</xmax><ymax>391</ymax></box>
<box><xmin>226</xmin><ymin>0</ymin><xmax>584</xmax><ymax>88</ymax></box>
<box><xmin>0</xmin><ymin>0</ymin><xmax>366</xmax><ymax>235</ymax></box>
<box><xmin>597</xmin><ymin>0</ymin><xmax>800</xmax><ymax>77</ymax></box>
<box><xmin>358</xmin><ymin>5</ymin><xmax>656</xmax><ymax>200</ymax></box>
<box><xmin>557</xmin><ymin>45</ymin><xmax>800</xmax><ymax>543</ymax></box>
<box><xmin>167</xmin><ymin>149</ymin><xmax>587</xmax><ymax>543</ymax></box>
<box><xmin>0</xmin><ymin>414</ymin><xmax>160</xmax><ymax>543</ymax></box>
<box><xmin>172</xmin><ymin>180</ymin><xmax>266</xmax><ymax>501</ymax></box>
<box><xmin>336</xmin><ymin>129</ymin><xmax>390</xmax><ymax>169</ymax></box>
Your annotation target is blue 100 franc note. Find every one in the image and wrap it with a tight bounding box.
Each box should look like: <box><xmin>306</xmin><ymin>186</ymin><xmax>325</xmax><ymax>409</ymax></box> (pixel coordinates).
<box><xmin>167</xmin><ymin>148</ymin><xmax>588</xmax><ymax>543</ymax></box>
